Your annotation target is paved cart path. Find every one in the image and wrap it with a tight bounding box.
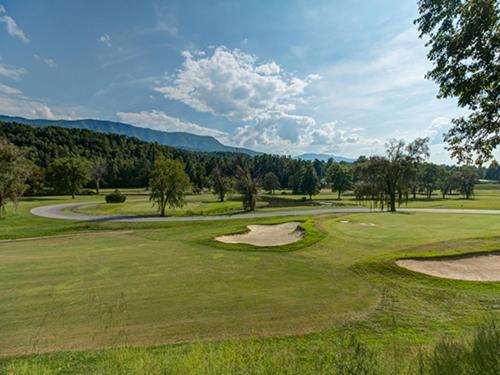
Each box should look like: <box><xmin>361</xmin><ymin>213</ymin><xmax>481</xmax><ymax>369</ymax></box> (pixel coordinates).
<box><xmin>30</xmin><ymin>202</ymin><xmax>500</xmax><ymax>222</ymax></box>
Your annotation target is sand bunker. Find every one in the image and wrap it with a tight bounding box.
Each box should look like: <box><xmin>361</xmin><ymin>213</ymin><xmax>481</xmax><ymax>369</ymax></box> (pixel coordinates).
<box><xmin>397</xmin><ymin>254</ymin><xmax>500</xmax><ymax>281</ymax></box>
<box><xmin>215</xmin><ymin>222</ymin><xmax>303</xmax><ymax>247</ymax></box>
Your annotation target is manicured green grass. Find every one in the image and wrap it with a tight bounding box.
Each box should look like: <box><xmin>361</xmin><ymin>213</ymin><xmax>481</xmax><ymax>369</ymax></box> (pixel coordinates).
<box><xmin>263</xmin><ymin>187</ymin><xmax>500</xmax><ymax>211</ymax></box>
<box><xmin>0</xmin><ymin>195</ymin><xmax>499</xmax><ymax>373</ymax></box>
<box><xmin>73</xmin><ymin>193</ymin><xmax>253</xmax><ymax>217</ymax></box>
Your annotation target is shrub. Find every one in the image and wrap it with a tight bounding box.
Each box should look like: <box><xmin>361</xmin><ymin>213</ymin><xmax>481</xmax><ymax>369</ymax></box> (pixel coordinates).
<box><xmin>79</xmin><ymin>189</ymin><xmax>95</xmax><ymax>196</ymax></box>
<box><xmin>105</xmin><ymin>190</ymin><xmax>126</xmax><ymax>203</ymax></box>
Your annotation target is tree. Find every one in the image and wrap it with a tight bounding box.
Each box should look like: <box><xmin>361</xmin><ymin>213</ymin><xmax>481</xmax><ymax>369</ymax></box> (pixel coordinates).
<box><xmin>0</xmin><ymin>139</ymin><xmax>33</xmax><ymax>217</ymax></box>
<box><xmin>355</xmin><ymin>138</ymin><xmax>430</xmax><ymax>212</ymax></box>
<box><xmin>91</xmin><ymin>158</ymin><xmax>106</xmax><ymax>194</ymax></box>
<box><xmin>420</xmin><ymin>163</ymin><xmax>441</xmax><ymax>199</ymax></box>
<box><xmin>438</xmin><ymin>167</ymin><xmax>452</xmax><ymax>199</ymax></box>
<box><xmin>288</xmin><ymin>162</ymin><xmax>305</xmax><ymax>194</ymax></box>
<box><xmin>301</xmin><ymin>163</ymin><xmax>321</xmax><ymax>199</ymax></box>
<box><xmin>457</xmin><ymin>166</ymin><xmax>479</xmax><ymax>199</ymax></box>
<box><xmin>262</xmin><ymin>172</ymin><xmax>280</xmax><ymax>194</ymax></box>
<box><xmin>234</xmin><ymin>162</ymin><xmax>258</xmax><ymax>211</ymax></box>
<box><xmin>415</xmin><ymin>0</ymin><xmax>499</xmax><ymax>164</ymax></box>
<box><xmin>149</xmin><ymin>155</ymin><xmax>190</xmax><ymax>217</ymax></box>
<box><xmin>485</xmin><ymin>160</ymin><xmax>500</xmax><ymax>181</ymax></box>
<box><xmin>211</xmin><ymin>165</ymin><xmax>231</xmax><ymax>202</ymax></box>
<box><xmin>47</xmin><ymin>157</ymin><xmax>90</xmax><ymax>199</ymax></box>
<box><xmin>326</xmin><ymin>163</ymin><xmax>353</xmax><ymax>199</ymax></box>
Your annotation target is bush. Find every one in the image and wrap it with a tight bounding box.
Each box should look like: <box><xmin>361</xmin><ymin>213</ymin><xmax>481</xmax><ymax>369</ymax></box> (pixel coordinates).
<box><xmin>105</xmin><ymin>190</ymin><xmax>126</xmax><ymax>203</ymax></box>
<box><xmin>79</xmin><ymin>189</ymin><xmax>95</xmax><ymax>196</ymax></box>
<box><xmin>418</xmin><ymin>320</ymin><xmax>500</xmax><ymax>375</ymax></box>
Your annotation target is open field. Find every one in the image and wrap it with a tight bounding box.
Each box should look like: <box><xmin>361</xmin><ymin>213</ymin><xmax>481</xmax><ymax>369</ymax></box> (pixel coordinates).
<box><xmin>0</xmin><ymin>193</ymin><xmax>499</xmax><ymax>372</ymax></box>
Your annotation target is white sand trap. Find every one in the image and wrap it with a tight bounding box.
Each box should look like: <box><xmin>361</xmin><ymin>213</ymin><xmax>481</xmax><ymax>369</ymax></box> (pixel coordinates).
<box><xmin>397</xmin><ymin>254</ymin><xmax>500</xmax><ymax>281</ymax></box>
<box><xmin>216</xmin><ymin>222</ymin><xmax>304</xmax><ymax>247</ymax></box>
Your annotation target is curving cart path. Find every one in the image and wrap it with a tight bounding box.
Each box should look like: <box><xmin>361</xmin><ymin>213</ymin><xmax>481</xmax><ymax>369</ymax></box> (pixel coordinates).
<box><xmin>30</xmin><ymin>202</ymin><xmax>500</xmax><ymax>222</ymax></box>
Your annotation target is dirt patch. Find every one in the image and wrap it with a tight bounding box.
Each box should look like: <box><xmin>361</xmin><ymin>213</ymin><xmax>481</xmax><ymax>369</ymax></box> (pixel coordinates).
<box><xmin>215</xmin><ymin>222</ymin><xmax>304</xmax><ymax>247</ymax></box>
<box><xmin>396</xmin><ymin>253</ymin><xmax>500</xmax><ymax>281</ymax></box>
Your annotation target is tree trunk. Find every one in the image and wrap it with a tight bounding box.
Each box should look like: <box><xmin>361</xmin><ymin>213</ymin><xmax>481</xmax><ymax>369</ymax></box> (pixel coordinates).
<box><xmin>389</xmin><ymin>192</ymin><xmax>396</xmax><ymax>212</ymax></box>
<box><xmin>72</xmin><ymin>190</ymin><xmax>75</xmax><ymax>199</ymax></box>
<box><xmin>338</xmin><ymin>191</ymin><xmax>341</xmax><ymax>200</ymax></box>
<box><xmin>160</xmin><ymin>196</ymin><xmax>166</xmax><ymax>217</ymax></box>
<box><xmin>96</xmin><ymin>179</ymin><xmax>100</xmax><ymax>195</ymax></box>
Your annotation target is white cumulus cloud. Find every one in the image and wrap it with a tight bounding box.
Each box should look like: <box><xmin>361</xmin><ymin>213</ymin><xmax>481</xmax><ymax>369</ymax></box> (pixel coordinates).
<box><xmin>155</xmin><ymin>46</ymin><xmax>321</xmax><ymax>122</ymax></box>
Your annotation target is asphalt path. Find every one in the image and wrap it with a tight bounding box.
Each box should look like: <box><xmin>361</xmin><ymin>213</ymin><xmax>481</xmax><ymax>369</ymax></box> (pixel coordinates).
<box><xmin>30</xmin><ymin>202</ymin><xmax>500</xmax><ymax>222</ymax></box>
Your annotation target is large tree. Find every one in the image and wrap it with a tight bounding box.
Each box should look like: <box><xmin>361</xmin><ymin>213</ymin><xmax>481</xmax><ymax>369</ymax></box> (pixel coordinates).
<box><xmin>301</xmin><ymin>163</ymin><xmax>321</xmax><ymax>200</ymax></box>
<box><xmin>420</xmin><ymin>163</ymin><xmax>441</xmax><ymax>199</ymax></box>
<box><xmin>326</xmin><ymin>162</ymin><xmax>353</xmax><ymax>199</ymax></box>
<box><xmin>47</xmin><ymin>157</ymin><xmax>90</xmax><ymax>199</ymax></box>
<box><xmin>149</xmin><ymin>155</ymin><xmax>190</xmax><ymax>217</ymax></box>
<box><xmin>0</xmin><ymin>139</ymin><xmax>33</xmax><ymax>217</ymax></box>
<box><xmin>91</xmin><ymin>158</ymin><xmax>106</xmax><ymax>194</ymax></box>
<box><xmin>262</xmin><ymin>172</ymin><xmax>280</xmax><ymax>194</ymax></box>
<box><xmin>355</xmin><ymin>138</ymin><xmax>430</xmax><ymax>212</ymax></box>
<box><xmin>457</xmin><ymin>165</ymin><xmax>479</xmax><ymax>199</ymax></box>
<box><xmin>210</xmin><ymin>165</ymin><xmax>231</xmax><ymax>202</ymax></box>
<box><xmin>234</xmin><ymin>162</ymin><xmax>259</xmax><ymax>211</ymax></box>
<box><xmin>415</xmin><ymin>0</ymin><xmax>499</xmax><ymax>164</ymax></box>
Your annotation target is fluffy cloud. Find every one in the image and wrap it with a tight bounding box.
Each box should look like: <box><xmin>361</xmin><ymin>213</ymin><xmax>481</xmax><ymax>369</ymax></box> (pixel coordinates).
<box><xmin>0</xmin><ymin>79</ymin><xmax>76</xmax><ymax>120</ymax></box>
<box><xmin>0</xmin><ymin>93</ymin><xmax>57</xmax><ymax>119</ymax></box>
<box><xmin>231</xmin><ymin>113</ymin><xmax>369</xmax><ymax>155</ymax></box>
<box><xmin>0</xmin><ymin>5</ymin><xmax>29</xmax><ymax>43</ymax></box>
<box><xmin>117</xmin><ymin>110</ymin><xmax>228</xmax><ymax>139</ymax></box>
<box><xmin>425</xmin><ymin>116</ymin><xmax>451</xmax><ymax>144</ymax></box>
<box><xmin>155</xmin><ymin>47</ymin><xmax>320</xmax><ymax>121</ymax></box>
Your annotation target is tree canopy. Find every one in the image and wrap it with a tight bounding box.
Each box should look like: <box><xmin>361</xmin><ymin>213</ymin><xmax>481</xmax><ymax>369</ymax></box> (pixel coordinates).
<box><xmin>0</xmin><ymin>139</ymin><xmax>33</xmax><ymax>216</ymax></box>
<box><xmin>415</xmin><ymin>0</ymin><xmax>499</xmax><ymax>164</ymax></box>
<box><xmin>149</xmin><ymin>155</ymin><xmax>191</xmax><ymax>217</ymax></box>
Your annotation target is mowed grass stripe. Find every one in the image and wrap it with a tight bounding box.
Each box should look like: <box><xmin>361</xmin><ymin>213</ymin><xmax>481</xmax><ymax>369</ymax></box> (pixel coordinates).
<box><xmin>0</xmin><ymin>227</ymin><xmax>375</xmax><ymax>356</ymax></box>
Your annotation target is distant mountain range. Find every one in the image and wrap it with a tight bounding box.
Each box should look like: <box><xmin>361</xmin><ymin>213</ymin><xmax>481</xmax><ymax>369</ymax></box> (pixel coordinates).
<box><xmin>0</xmin><ymin>115</ymin><xmax>260</xmax><ymax>155</ymax></box>
<box><xmin>295</xmin><ymin>153</ymin><xmax>355</xmax><ymax>163</ymax></box>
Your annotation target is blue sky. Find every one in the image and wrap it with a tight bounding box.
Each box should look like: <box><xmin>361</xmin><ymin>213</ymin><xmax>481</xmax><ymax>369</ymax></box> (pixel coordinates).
<box><xmin>0</xmin><ymin>0</ymin><xmax>493</xmax><ymax>163</ymax></box>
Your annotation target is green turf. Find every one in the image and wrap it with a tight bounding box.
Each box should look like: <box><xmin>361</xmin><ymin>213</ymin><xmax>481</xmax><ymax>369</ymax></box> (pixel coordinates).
<box><xmin>73</xmin><ymin>193</ymin><xmax>253</xmax><ymax>217</ymax></box>
<box><xmin>0</xmin><ymin>193</ymin><xmax>499</xmax><ymax>373</ymax></box>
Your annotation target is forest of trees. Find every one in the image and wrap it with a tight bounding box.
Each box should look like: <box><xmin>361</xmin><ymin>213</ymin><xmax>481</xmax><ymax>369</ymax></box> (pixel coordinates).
<box><xmin>0</xmin><ymin>121</ymin><xmax>497</xmax><ymax>214</ymax></box>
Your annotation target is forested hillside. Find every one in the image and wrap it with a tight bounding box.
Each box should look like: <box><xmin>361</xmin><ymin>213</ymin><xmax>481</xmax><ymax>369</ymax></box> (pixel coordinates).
<box><xmin>1</xmin><ymin>121</ymin><xmax>498</xmax><ymax>201</ymax></box>
<box><xmin>0</xmin><ymin>115</ymin><xmax>259</xmax><ymax>155</ymax></box>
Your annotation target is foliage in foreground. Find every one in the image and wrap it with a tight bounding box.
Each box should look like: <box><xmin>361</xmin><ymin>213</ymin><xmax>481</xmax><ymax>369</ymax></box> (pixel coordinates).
<box><xmin>1</xmin><ymin>320</ymin><xmax>498</xmax><ymax>374</ymax></box>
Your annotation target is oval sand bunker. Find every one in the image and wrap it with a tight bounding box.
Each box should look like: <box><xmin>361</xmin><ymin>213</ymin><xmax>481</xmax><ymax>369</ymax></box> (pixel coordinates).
<box><xmin>216</xmin><ymin>222</ymin><xmax>303</xmax><ymax>247</ymax></box>
<box><xmin>397</xmin><ymin>254</ymin><xmax>500</xmax><ymax>281</ymax></box>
